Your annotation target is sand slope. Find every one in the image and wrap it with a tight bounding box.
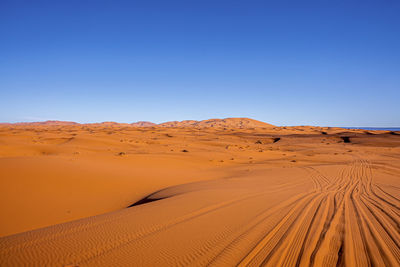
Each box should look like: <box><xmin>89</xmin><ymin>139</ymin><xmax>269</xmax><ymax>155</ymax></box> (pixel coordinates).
<box><xmin>0</xmin><ymin>123</ymin><xmax>399</xmax><ymax>266</ymax></box>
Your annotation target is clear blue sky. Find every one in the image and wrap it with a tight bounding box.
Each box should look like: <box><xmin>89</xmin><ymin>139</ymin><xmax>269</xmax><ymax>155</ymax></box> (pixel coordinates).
<box><xmin>1</xmin><ymin>1</ymin><xmax>399</xmax><ymax>126</ymax></box>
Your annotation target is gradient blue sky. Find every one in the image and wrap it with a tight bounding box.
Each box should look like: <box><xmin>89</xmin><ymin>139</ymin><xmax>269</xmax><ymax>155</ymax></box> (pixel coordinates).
<box><xmin>1</xmin><ymin>1</ymin><xmax>399</xmax><ymax>126</ymax></box>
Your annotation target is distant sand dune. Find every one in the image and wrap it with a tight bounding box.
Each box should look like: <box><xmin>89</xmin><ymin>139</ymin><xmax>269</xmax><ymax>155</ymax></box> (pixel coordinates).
<box><xmin>159</xmin><ymin>117</ymin><xmax>275</xmax><ymax>128</ymax></box>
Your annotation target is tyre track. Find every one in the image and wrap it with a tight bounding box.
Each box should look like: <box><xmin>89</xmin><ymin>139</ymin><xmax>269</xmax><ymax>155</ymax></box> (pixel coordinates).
<box><xmin>236</xmin><ymin>159</ymin><xmax>400</xmax><ymax>266</ymax></box>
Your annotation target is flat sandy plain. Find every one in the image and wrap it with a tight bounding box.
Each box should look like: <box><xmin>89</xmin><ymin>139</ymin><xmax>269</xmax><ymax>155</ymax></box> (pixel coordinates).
<box><xmin>0</xmin><ymin>119</ymin><xmax>399</xmax><ymax>266</ymax></box>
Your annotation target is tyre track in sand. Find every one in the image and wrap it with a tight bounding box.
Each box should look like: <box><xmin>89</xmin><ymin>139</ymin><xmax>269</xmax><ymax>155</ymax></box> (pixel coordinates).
<box><xmin>237</xmin><ymin>159</ymin><xmax>400</xmax><ymax>267</ymax></box>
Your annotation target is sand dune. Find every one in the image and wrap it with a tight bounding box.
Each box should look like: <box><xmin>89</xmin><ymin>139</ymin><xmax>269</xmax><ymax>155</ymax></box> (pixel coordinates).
<box><xmin>159</xmin><ymin>117</ymin><xmax>275</xmax><ymax>128</ymax></box>
<box><xmin>0</xmin><ymin>121</ymin><xmax>399</xmax><ymax>266</ymax></box>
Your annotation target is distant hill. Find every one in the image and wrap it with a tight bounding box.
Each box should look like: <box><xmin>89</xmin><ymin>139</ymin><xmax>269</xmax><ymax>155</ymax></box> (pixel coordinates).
<box><xmin>131</xmin><ymin>121</ymin><xmax>157</xmax><ymax>127</ymax></box>
<box><xmin>1</xmin><ymin>118</ymin><xmax>274</xmax><ymax>128</ymax></box>
<box><xmin>159</xmin><ymin>118</ymin><xmax>274</xmax><ymax>128</ymax></box>
<box><xmin>99</xmin><ymin>121</ymin><xmax>122</xmax><ymax>126</ymax></box>
<box><xmin>13</xmin><ymin>120</ymin><xmax>79</xmax><ymax>126</ymax></box>
<box><xmin>87</xmin><ymin>121</ymin><xmax>131</xmax><ymax>126</ymax></box>
<box><xmin>158</xmin><ymin>120</ymin><xmax>198</xmax><ymax>127</ymax></box>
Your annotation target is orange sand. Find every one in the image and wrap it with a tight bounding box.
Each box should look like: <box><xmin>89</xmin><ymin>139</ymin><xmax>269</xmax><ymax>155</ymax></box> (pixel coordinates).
<box><xmin>0</xmin><ymin>119</ymin><xmax>399</xmax><ymax>266</ymax></box>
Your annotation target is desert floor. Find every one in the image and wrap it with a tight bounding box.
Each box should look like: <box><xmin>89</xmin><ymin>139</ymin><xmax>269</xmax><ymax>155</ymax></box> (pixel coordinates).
<box><xmin>0</xmin><ymin>125</ymin><xmax>399</xmax><ymax>266</ymax></box>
